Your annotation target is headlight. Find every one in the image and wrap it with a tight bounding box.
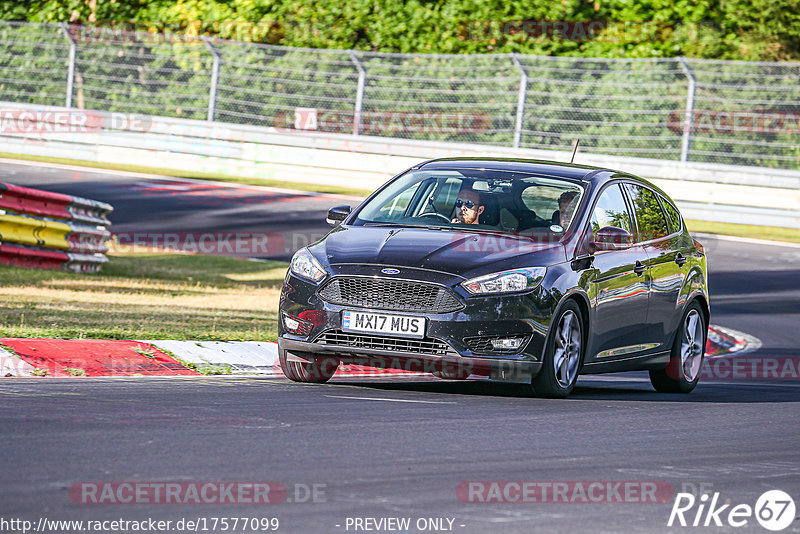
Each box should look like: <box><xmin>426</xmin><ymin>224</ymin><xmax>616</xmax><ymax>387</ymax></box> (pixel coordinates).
<box><xmin>462</xmin><ymin>267</ymin><xmax>546</xmax><ymax>295</ymax></box>
<box><xmin>290</xmin><ymin>248</ymin><xmax>327</xmax><ymax>283</ymax></box>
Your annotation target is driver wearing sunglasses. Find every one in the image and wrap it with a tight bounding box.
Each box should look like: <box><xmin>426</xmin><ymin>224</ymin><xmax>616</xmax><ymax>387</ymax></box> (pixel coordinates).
<box><xmin>451</xmin><ymin>188</ymin><xmax>485</xmax><ymax>225</ymax></box>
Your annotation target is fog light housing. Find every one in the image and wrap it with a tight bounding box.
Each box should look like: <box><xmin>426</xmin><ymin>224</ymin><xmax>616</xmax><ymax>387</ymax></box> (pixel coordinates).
<box><xmin>282</xmin><ymin>312</ymin><xmax>313</xmax><ymax>337</ymax></box>
<box><xmin>490</xmin><ymin>337</ymin><xmax>524</xmax><ymax>350</ymax></box>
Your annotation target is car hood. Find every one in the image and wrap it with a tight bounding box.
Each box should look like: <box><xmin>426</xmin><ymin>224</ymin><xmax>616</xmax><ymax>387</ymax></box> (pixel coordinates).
<box><xmin>311</xmin><ymin>225</ymin><xmax>567</xmax><ymax>278</ymax></box>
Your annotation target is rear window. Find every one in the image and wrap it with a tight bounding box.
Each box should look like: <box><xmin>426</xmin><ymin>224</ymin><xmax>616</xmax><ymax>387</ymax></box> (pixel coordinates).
<box><xmin>659</xmin><ymin>194</ymin><xmax>683</xmax><ymax>235</ymax></box>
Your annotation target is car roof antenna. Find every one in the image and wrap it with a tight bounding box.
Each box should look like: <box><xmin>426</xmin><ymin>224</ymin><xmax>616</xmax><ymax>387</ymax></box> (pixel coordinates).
<box><xmin>570</xmin><ymin>139</ymin><xmax>580</xmax><ymax>164</ymax></box>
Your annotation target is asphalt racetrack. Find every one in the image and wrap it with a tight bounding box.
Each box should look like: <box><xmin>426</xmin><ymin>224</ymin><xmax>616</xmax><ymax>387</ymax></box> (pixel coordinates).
<box><xmin>0</xmin><ymin>159</ymin><xmax>359</xmax><ymax>261</ymax></box>
<box><xmin>1</xmin><ymin>160</ymin><xmax>799</xmax><ymax>533</ymax></box>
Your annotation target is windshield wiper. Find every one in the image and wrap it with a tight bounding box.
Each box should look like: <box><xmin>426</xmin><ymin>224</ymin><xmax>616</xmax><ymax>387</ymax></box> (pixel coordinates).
<box><xmin>420</xmin><ymin>225</ymin><xmax>455</xmax><ymax>231</ymax></box>
<box><xmin>453</xmin><ymin>227</ymin><xmax>545</xmax><ymax>241</ymax></box>
<box><xmin>363</xmin><ymin>222</ymin><xmax>455</xmax><ymax>231</ymax></box>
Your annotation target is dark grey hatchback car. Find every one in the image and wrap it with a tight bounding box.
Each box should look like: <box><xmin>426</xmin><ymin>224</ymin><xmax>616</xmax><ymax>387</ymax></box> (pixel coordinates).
<box><xmin>278</xmin><ymin>158</ymin><xmax>709</xmax><ymax>398</ymax></box>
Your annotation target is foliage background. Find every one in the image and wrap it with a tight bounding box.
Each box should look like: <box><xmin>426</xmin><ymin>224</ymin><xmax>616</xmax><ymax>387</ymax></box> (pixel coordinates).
<box><xmin>2</xmin><ymin>0</ymin><xmax>799</xmax><ymax>60</ymax></box>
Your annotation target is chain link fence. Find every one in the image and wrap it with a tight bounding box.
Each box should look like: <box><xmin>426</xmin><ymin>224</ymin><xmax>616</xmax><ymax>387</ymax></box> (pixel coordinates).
<box><xmin>0</xmin><ymin>21</ymin><xmax>798</xmax><ymax>169</ymax></box>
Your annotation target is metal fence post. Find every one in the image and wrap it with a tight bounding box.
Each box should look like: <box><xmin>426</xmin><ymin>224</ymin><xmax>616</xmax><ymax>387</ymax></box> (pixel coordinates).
<box><xmin>677</xmin><ymin>57</ymin><xmax>696</xmax><ymax>163</ymax></box>
<box><xmin>59</xmin><ymin>23</ymin><xmax>76</xmax><ymax>108</ymax></box>
<box><xmin>511</xmin><ymin>54</ymin><xmax>528</xmax><ymax>149</ymax></box>
<box><xmin>349</xmin><ymin>51</ymin><xmax>366</xmax><ymax>135</ymax></box>
<box><xmin>202</xmin><ymin>36</ymin><xmax>221</xmax><ymax>122</ymax></box>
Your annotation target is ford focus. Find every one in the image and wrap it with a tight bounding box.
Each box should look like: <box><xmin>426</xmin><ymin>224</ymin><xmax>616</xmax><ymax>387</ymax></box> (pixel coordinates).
<box><xmin>278</xmin><ymin>158</ymin><xmax>709</xmax><ymax>398</ymax></box>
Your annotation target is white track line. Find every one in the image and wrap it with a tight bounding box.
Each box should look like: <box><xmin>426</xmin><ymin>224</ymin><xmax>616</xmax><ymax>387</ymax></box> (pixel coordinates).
<box><xmin>694</xmin><ymin>232</ymin><xmax>800</xmax><ymax>249</ymax></box>
<box><xmin>324</xmin><ymin>394</ymin><xmax>456</xmax><ymax>404</ymax></box>
<box><xmin>0</xmin><ymin>157</ymin><xmax>364</xmax><ymax>201</ymax></box>
<box><xmin>0</xmin><ymin>157</ymin><xmax>168</xmax><ymax>179</ymax></box>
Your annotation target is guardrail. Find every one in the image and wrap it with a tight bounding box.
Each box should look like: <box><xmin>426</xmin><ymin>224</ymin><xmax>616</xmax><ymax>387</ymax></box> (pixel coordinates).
<box><xmin>0</xmin><ymin>101</ymin><xmax>797</xmax><ymax>229</ymax></box>
<box><xmin>0</xmin><ymin>182</ymin><xmax>113</xmax><ymax>273</ymax></box>
<box><xmin>1</xmin><ymin>21</ymin><xmax>798</xmax><ymax>170</ymax></box>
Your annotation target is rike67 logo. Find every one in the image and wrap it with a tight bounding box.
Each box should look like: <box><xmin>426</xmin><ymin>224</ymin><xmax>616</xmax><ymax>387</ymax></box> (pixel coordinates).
<box><xmin>668</xmin><ymin>490</ymin><xmax>796</xmax><ymax>531</ymax></box>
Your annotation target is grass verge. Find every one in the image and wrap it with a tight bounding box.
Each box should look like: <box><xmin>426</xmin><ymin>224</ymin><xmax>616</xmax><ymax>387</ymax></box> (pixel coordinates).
<box><xmin>0</xmin><ymin>253</ymin><xmax>287</xmax><ymax>341</ymax></box>
<box><xmin>685</xmin><ymin>219</ymin><xmax>800</xmax><ymax>244</ymax></box>
<box><xmin>0</xmin><ymin>152</ymin><xmax>372</xmax><ymax>197</ymax></box>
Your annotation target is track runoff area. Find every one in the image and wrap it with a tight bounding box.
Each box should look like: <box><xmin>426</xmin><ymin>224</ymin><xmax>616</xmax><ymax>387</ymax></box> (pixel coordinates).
<box><xmin>1</xmin><ymin>160</ymin><xmax>799</xmax><ymax>533</ymax></box>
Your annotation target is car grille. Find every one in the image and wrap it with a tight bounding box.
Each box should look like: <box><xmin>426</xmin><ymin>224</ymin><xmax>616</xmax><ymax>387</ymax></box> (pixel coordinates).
<box><xmin>464</xmin><ymin>335</ymin><xmax>530</xmax><ymax>355</ymax></box>
<box><xmin>315</xmin><ymin>330</ymin><xmax>457</xmax><ymax>356</ymax></box>
<box><xmin>318</xmin><ymin>277</ymin><xmax>463</xmax><ymax>313</ymax></box>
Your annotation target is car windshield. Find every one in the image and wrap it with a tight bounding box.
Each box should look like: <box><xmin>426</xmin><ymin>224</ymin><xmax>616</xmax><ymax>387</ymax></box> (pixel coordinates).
<box><xmin>353</xmin><ymin>168</ymin><xmax>585</xmax><ymax>235</ymax></box>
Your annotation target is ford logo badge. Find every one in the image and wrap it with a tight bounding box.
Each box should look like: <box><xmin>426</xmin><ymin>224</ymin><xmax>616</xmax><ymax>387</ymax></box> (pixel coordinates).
<box><xmin>381</xmin><ymin>268</ymin><xmax>400</xmax><ymax>275</ymax></box>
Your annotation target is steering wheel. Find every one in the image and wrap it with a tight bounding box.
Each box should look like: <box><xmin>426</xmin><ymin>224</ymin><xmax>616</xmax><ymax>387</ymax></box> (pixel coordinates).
<box><xmin>419</xmin><ymin>212</ymin><xmax>451</xmax><ymax>223</ymax></box>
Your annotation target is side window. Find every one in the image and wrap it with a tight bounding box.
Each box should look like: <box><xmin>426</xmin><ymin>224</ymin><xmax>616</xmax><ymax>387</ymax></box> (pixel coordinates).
<box><xmin>375</xmin><ymin>181</ymin><xmax>422</xmax><ymax>220</ymax></box>
<box><xmin>430</xmin><ymin>177</ymin><xmax>463</xmax><ymax>216</ymax></box>
<box><xmin>659</xmin><ymin>194</ymin><xmax>682</xmax><ymax>235</ymax></box>
<box><xmin>624</xmin><ymin>184</ymin><xmax>669</xmax><ymax>241</ymax></box>
<box><xmin>521</xmin><ymin>184</ymin><xmax>582</xmax><ymax>228</ymax></box>
<box><xmin>520</xmin><ymin>185</ymin><xmax>562</xmax><ymax>214</ymax></box>
<box><xmin>589</xmin><ymin>184</ymin><xmax>632</xmax><ymax>237</ymax></box>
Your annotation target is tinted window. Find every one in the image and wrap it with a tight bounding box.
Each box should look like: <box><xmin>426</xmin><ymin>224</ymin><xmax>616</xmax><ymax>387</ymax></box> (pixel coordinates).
<box><xmin>374</xmin><ymin>181</ymin><xmax>422</xmax><ymax>220</ymax></box>
<box><xmin>430</xmin><ymin>177</ymin><xmax>463</xmax><ymax>216</ymax></box>
<box><xmin>520</xmin><ymin>180</ymin><xmax>582</xmax><ymax>227</ymax></box>
<box><xmin>589</xmin><ymin>184</ymin><xmax>632</xmax><ymax>237</ymax></box>
<box><xmin>659</xmin><ymin>194</ymin><xmax>682</xmax><ymax>234</ymax></box>
<box><xmin>354</xmin><ymin>170</ymin><xmax>585</xmax><ymax>233</ymax></box>
<box><xmin>624</xmin><ymin>184</ymin><xmax>669</xmax><ymax>241</ymax></box>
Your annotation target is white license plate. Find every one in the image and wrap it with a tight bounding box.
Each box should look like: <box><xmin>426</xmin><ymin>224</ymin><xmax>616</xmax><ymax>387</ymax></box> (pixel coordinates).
<box><xmin>341</xmin><ymin>310</ymin><xmax>426</xmax><ymax>339</ymax></box>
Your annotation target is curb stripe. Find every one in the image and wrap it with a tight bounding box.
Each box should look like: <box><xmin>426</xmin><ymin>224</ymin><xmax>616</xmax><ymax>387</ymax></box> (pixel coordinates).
<box><xmin>0</xmin><ymin>323</ymin><xmax>760</xmax><ymax>379</ymax></box>
<box><xmin>0</xmin><ymin>339</ymin><xmax>198</xmax><ymax>377</ymax></box>
<box><xmin>0</xmin><ymin>346</ymin><xmax>34</xmax><ymax>377</ymax></box>
<box><xmin>142</xmin><ymin>340</ymin><xmax>280</xmax><ymax>375</ymax></box>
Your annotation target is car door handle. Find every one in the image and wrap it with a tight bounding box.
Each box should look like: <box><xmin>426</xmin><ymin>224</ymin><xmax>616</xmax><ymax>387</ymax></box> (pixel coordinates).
<box><xmin>675</xmin><ymin>253</ymin><xmax>688</xmax><ymax>267</ymax></box>
<box><xmin>634</xmin><ymin>260</ymin><xmax>647</xmax><ymax>276</ymax></box>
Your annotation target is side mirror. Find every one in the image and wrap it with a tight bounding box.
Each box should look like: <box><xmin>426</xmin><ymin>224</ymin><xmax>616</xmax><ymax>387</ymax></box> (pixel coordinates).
<box><xmin>591</xmin><ymin>226</ymin><xmax>633</xmax><ymax>252</ymax></box>
<box><xmin>326</xmin><ymin>205</ymin><xmax>351</xmax><ymax>226</ymax></box>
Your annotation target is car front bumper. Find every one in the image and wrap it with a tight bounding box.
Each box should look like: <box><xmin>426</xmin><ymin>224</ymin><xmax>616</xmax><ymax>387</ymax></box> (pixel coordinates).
<box><xmin>278</xmin><ymin>264</ymin><xmax>557</xmax><ymax>382</ymax></box>
<box><xmin>278</xmin><ymin>336</ymin><xmax>542</xmax><ymax>382</ymax></box>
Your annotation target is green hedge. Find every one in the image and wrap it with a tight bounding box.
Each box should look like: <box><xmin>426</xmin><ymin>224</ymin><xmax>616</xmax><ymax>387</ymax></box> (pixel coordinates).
<box><xmin>2</xmin><ymin>0</ymin><xmax>798</xmax><ymax>60</ymax></box>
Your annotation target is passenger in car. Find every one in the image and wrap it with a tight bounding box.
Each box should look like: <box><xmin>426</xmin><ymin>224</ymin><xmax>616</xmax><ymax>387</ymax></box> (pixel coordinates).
<box><xmin>553</xmin><ymin>191</ymin><xmax>580</xmax><ymax>228</ymax></box>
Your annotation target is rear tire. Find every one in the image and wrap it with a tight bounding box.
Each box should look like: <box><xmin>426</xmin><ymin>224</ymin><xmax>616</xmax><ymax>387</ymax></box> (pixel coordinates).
<box><xmin>527</xmin><ymin>300</ymin><xmax>584</xmax><ymax>398</ymax></box>
<box><xmin>280</xmin><ymin>351</ymin><xmax>339</xmax><ymax>383</ymax></box>
<box><xmin>649</xmin><ymin>301</ymin><xmax>706</xmax><ymax>393</ymax></box>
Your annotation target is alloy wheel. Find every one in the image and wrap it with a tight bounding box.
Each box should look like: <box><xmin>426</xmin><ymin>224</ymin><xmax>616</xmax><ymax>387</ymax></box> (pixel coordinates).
<box><xmin>680</xmin><ymin>309</ymin><xmax>704</xmax><ymax>381</ymax></box>
<box><xmin>554</xmin><ymin>310</ymin><xmax>582</xmax><ymax>388</ymax></box>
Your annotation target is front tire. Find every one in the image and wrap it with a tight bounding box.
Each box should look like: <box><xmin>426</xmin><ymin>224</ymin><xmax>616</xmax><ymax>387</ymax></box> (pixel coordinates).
<box><xmin>649</xmin><ymin>302</ymin><xmax>706</xmax><ymax>393</ymax></box>
<box><xmin>527</xmin><ymin>300</ymin><xmax>584</xmax><ymax>398</ymax></box>
<box><xmin>280</xmin><ymin>352</ymin><xmax>339</xmax><ymax>383</ymax></box>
